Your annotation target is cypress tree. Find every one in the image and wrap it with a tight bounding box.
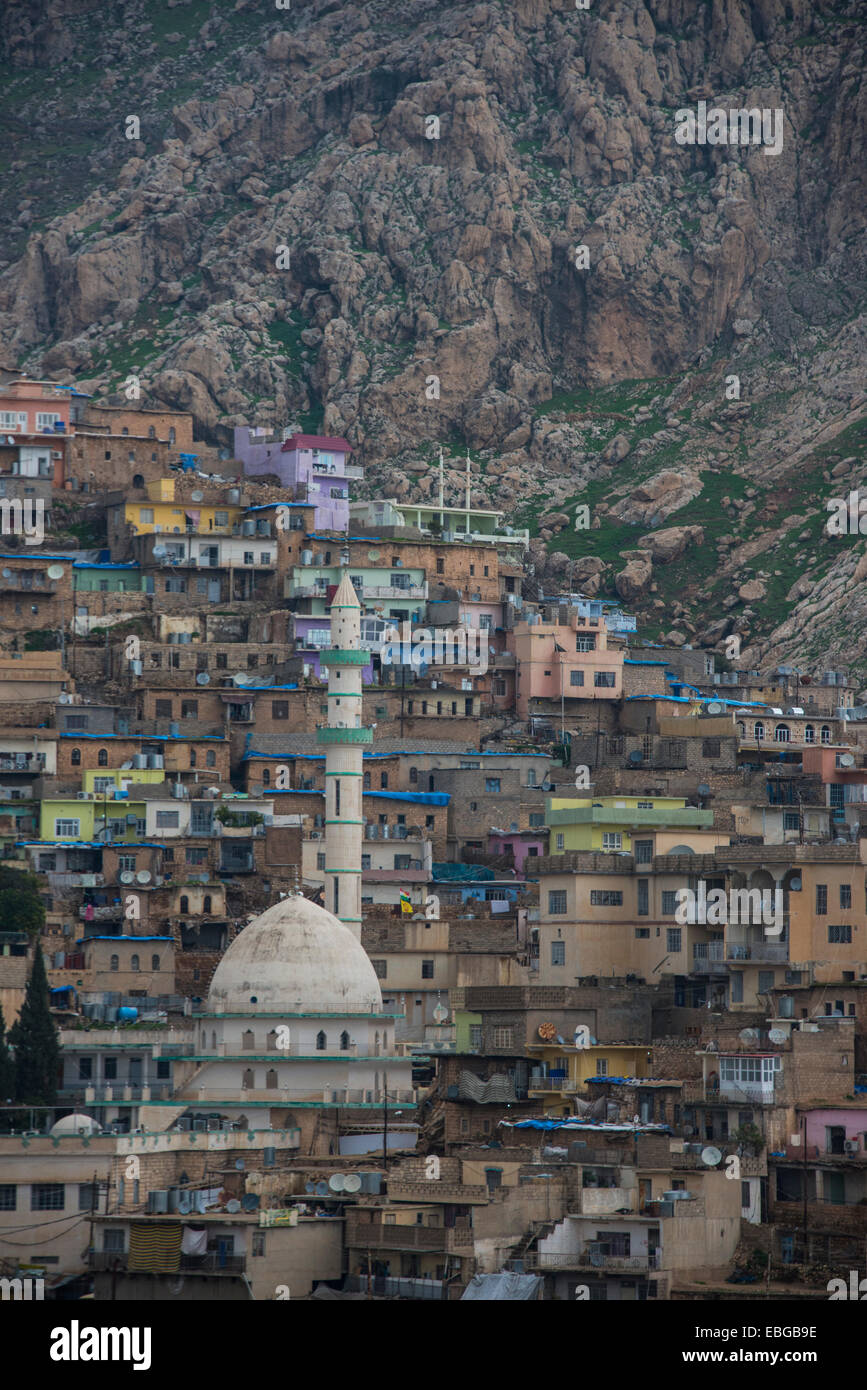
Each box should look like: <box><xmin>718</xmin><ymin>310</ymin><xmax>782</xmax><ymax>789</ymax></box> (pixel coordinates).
<box><xmin>0</xmin><ymin>1004</ymin><xmax>14</xmax><ymax>1124</ymax></box>
<box><xmin>9</xmin><ymin>943</ymin><xmax>60</xmax><ymax>1107</ymax></box>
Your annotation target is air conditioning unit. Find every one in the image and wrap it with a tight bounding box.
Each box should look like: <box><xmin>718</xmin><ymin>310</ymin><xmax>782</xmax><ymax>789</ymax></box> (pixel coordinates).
<box><xmin>844</xmin><ymin>1140</ymin><xmax>860</xmax><ymax>1154</ymax></box>
<box><xmin>76</xmin><ymin>791</ymin><xmax>90</xmax><ymax>800</ymax></box>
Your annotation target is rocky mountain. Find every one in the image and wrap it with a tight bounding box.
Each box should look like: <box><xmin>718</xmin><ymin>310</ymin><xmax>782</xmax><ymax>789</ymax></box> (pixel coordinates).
<box><xmin>1</xmin><ymin>0</ymin><xmax>865</xmax><ymax>674</ymax></box>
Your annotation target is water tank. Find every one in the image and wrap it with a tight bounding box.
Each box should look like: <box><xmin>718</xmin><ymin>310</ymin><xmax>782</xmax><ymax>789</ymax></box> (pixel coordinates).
<box><xmin>117</xmin><ymin>1006</ymin><xmax>138</xmax><ymax>1023</ymax></box>
<box><xmin>133</xmin><ymin>754</ymin><xmax>147</xmax><ymax>769</ymax></box>
<box><xmin>228</xmin><ymin>488</ymin><xmax>241</xmax><ymax>505</ymax></box>
<box><xmin>150</xmin><ymin>755</ymin><xmax>164</xmax><ymax>769</ymax></box>
<box><xmin>301</xmin><ymin>550</ymin><xmax>313</xmax><ymax>566</ymax></box>
<box><xmin>148</xmin><ymin>1190</ymin><xmax>169</xmax><ymax>1214</ymax></box>
<box><xmin>169</xmin><ymin>722</ymin><xmax>180</xmax><ymax>738</ymax></box>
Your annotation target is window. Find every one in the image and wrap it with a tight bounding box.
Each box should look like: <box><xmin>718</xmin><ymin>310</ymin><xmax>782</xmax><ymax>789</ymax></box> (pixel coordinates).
<box><xmin>529</xmin><ymin>813</ymin><xmax>544</xmax><ymax>827</ymax></box>
<box><xmin>316</xmin><ymin>1031</ymin><xmax>327</xmax><ymax>1051</ymax></box>
<box><xmin>272</xmin><ymin>701</ymin><xmax>289</xmax><ymax>720</ymax></box>
<box><xmin>0</xmin><ymin>1185</ymin><xmax>17</xmax><ymax>1211</ymax></box>
<box><xmin>774</xmin><ymin>724</ymin><xmax>790</xmax><ymax>743</ymax></box>
<box><xmin>594</xmin><ymin>671</ymin><xmax>616</xmax><ymax>688</ymax></box>
<box><xmin>634</xmin><ymin>839</ymin><xmax>653</xmax><ymax>864</ymax></box>
<box><xmin>371</xmin><ymin>960</ymin><xmax>387</xmax><ymax>979</ymax></box>
<box><xmin>840</xmin><ymin>885</ymin><xmax>852</xmax><ymax>909</ymax></box>
<box><xmin>783</xmin><ymin>812</ymin><xmax>799</xmax><ymax>831</ymax></box>
<box><xmin>110</xmin><ymin>955</ymin><xmax>119</xmax><ymax>972</ymax></box>
<box><xmin>666</xmin><ymin>928</ymin><xmax>682</xmax><ymax>953</ymax></box>
<box><xmin>569</xmin><ymin>670</ymin><xmax>584</xmax><ymax>686</ymax></box>
<box><xmin>551</xmin><ymin>940</ymin><xmax>565</xmax><ymax>966</ymax></box>
<box><xmin>151</xmin><ymin>955</ymin><xmax>160</xmax><ymax>971</ymax></box>
<box><xmin>596</xmin><ymin>1059</ymin><xmax>608</xmax><ymax>1076</ymax></box>
<box><xmin>757</xmin><ymin>970</ymin><xmax>775</xmax><ymax>994</ymax></box>
<box><xmin>601</xmin><ymin>832</ymin><xmax>622</xmax><ymax>850</ymax></box>
<box><xmin>635</xmin><ymin>927</ymin><xmax>650</xmax><ymax>939</ymax></box>
<box><xmin>156</xmin><ymin>811</ymin><xmax>180</xmax><ymax>828</ymax></box>
<box><xmin>181</xmin><ymin>700</ymin><xmax>198</xmax><ymax>719</ymax></box>
<box><xmin>820</xmin><ymin>725</ymin><xmax>831</xmax><ymax>744</ymax></box>
<box><xmin>637</xmin><ymin>880</ymin><xmax>649</xmax><ymax>916</ymax></box>
<box><xmin>78</xmin><ymin>1057</ymin><xmax>92</xmax><ymax>1081</ymax></box>
<box><xmin>492</xmin><ymin>1027</ymin><xmax>513</xmax><ymax>1049</ymax></box>
<box><xmin>804</xmin><ymin>724</ymin><xmax>815</xmax><ymax>743</ymax></box>
<box><xmin>243</xmin><ymin>551</ymin><xmax>254</xmax><ymax>565</ymax></box>
<box><xmin>103</xmin><ymin>1228</ymin><xmax>125</xmax><ymax>1253</ymax></box>
<box><xmin>96</xmin><ymin>747</ymin><xmax>108</xmax><ymax>767</ymax></box>
<box><xmin>590</xmin><ymin>890</ymin><xmax>623</xmax><ymax>906</ymax></box>
<box><xmin>155</xmin><ymin>699</ymin><xmax>173</xmax><ymax>718</ymax></box>
<box><xmin>139</xmin><ymin>508</ymin><xmax>154</xmax><ymax>524</ymax></box>
<box><xmin>556</xmin><ymin>833</ymin><xmax>564</xmax><ymax>850</ymax></box>
<box><xmin>485</xmin><ymin>778</ymin><xmax>501</xmax><ymax>793</ymax></box>
<box><xmin>32</xmin><ymin>1184</ymin><xmax>65</xmax><ymax>1211</ymax></box>
<box><xmin>576</xmin><ymin>634</ymin><xmax>595</xmax><ymax>652</ymax></box>
<box><xmin>421</xmin><ymin>960</ymin><xmax>434</xmax><ymax>979</ymax></box>
<box><xmin>70</xmin><ymin>747</ymin><xmax>81</xmax><ymax>767</ymax></box>
<box><xmin>469</xmin><ymin>1025</ymin><xmax>483</xmax><ymax>1051</ymax></box>
<box><xmin>816</xmin><ymin>885</ymin><xmax>828</xmax><ymax>915</ymax></box>
<box><xmin>548</xmin><ymin>890</ymin><xmax>567</xmax><ymax>914</ymax></box>
<box><xmin>316</xmin><ymin>853</ymin><xmax>325</xmax><ymax>870</ymax></box>
<box><xmin>829</xmin><ymin>924</ymin><xmax>852</xmax><ymax>944</ymax></box>
<box><xmin>380</xmin><ymin>773</ymin><xmax>389</xmax><ymax>789</ymax></box>
<box><xmin>55</xmin><ymin>819</ymin><xmax>80</xmax><ymax>837</ymax></box>
<box><xmin>661</xmin><ymin>891</ymin><xmax>678</xmax><ymax>915</ymax></box>
<box><xmin>130</xmin><ymin>955</ymin><xmax>140</xmax><ymax>971</ymax></box>
<box><xmin>340</xmin><ymin>1031</ymin><xmax>350</xmax><ymax>1050</ymax></box>
<box><xmin>79</xmin><ymin>1183</ymin><xmax>97</xmax><ymax>1212</ymax></box>
<box><xmin>702</xmin><ymin>739</ymin><xmax>721</xmax><ymax>758</ymax></box>
<box><xmin>206</xmin><ymin>751</ymin><xmax>215</xmax><ymax>767</ymax></box>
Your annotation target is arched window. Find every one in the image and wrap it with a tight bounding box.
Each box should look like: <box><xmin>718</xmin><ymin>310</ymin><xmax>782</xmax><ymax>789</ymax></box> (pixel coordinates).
<box><xmin>206</xmin><ymin>750</ymin><xmax>215</xmax><ymax>767</ymax></box>
<box><xmin>122</xmin><ymin>426</ymin><xmax>129</xmax><ymax>436</ymax></box>
<box><xmin>110</xmin><ymin>954</ymin><xmax>119</xmax><ymax>972</ymax></box>
<box><xmin>266</xmin><ymin>1069</ymin><xmax>278</xmax><ymax>1089</ymax></box>
<box><xmin>242</xmin><ymin>1069</ymin><xmax>254</xmax><ymax>1090</ymax></box>
<box><xmin>242</xmin><ymin>1029</ymin><xmax>255</xmax><ymax>1050</ymax></box>
<box><xmin>133</xmin><ymin>473</ymin><xmax>144</xmax><ymax>488</ymax></box>
<box><xmin>130</xmin><ymin>954</ymin><xmax>140</xmax><ymax>971</ymax></box>
<box><xmin>201</xmin><ymin>1030</ymin><xmax>206</xmax><ymax>1048</ymax></box>
<box><xmin>380</xmin><ymin>772</ymin><xmax>388</xmax><ymax>789</ymax></box>
<box><xmin>211</xmin><ymin>1031</ymin><xmax>216</xmax><ymax>1050</ymax></box>
<box><xmin>180</xmin><ymin>895</ymin><xmax>189</xmax><ymax>914</ymax></box>
<box><xmin>267</xmin><ymin>1029</ymin><xmax>278</xmax><ymax>1049</ymax></box>
<box><xmin>71</xmin><ymin>748</ymin><xmax>81</xmax><ymax>766</ymax></box>
<box><xmin>774</xmin><ymin>724</ymin><xmax>790</xmax><ymax>743</ymax></box>
<box><xmin>203</xmin><ymin>895</ymin><xmax>212</xmax><ymax>913</ymax></box>
<box><xmin>820</xmin><ymin>725</ymin><xmax>831</xmax><ymax>744</ymax></box>
<box><xmin>151</xmin><ymin>954</ymin><xmax>160</xmax><ymax>971</ymax></box>
<box><xmin>190</xmin><ymin>748</ymin><xmax>197</xmax><ymax>767</ymax></box>
<box><xmin>148</xmin><ymin>426</ymin><xmax>156</xmax><ymax>440</ymax></box>
<box><xmin>262</xmin><ymin>768</ymin><xmax>270</xmax><ymax>785</ymax></box>
<box><xmin>340</xmin><ymin>1030</ymin><xmax>350</xmax><ymax>1050</ymax></box>
<box><xmin>409</xmin><ymin>766</ymin><xmax>418</xmax><ymax>783</ymax></box>
<box><xmin>316</xmin><ymin>1030</ymin><xmax>327</xmax><ymax>1051</ymax></box>
<box><xmin>363</xmin><ymin>771</ymin><xmax>371</xmax><ymax>790</ymax></box>
<box><xmin>168</xmin><ymin>427</ymin><xmax>176</xmax><ymax>445</ymax></box>
<box><xmin>736</xmin><ymin>722</ymin><xmax>746</xmax><ymax>737</ymax></box>
<box><xmin>97</xmin><ymin>748</ymin><xmax>108</xmax><ymax>766</ymax></box>
<box><xmin>804</xmin><ymin>724</ymin><xmax>815</xmax><ymax>743</ymax></box>
<box><xmin>753</xmin><ymin>722</ymin><xmax>765</xmax><ymax>742</ymax></box>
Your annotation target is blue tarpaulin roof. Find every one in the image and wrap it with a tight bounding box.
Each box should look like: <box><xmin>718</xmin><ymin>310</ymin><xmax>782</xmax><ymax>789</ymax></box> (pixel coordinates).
<box><xmin>461</xmin><ymin>1273</ymin><xmax>541</xmax><ymax>1301</ymax></box>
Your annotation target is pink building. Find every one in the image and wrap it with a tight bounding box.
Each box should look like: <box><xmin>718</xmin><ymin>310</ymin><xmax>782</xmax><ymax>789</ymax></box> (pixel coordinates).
<box><xmin>487</xmin><ymin>828</ymin><xmax>547</xmax><ymax>877</ymax></box>
<box><xmin>0</xmin><ymin>376</ymin><xmax>74</xmax><ymax>487</ymax></box>
<box><xmin>512</xmin><ymin>610</ymin><xmax>624</xmax><ymax>720</ymax></box>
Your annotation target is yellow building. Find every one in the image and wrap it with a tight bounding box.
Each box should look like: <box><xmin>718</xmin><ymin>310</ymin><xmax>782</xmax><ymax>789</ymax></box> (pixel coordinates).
<box><xmin>546</xmin><ymin>795</ymin><xmax>720</xmax><ymax>856</ymax></box>
<box><xmin>526</xmin><ymin>1040</ymin><xmax>650</xmax><ymax>1116</ymax></box>
<box><xmin>124</xmin><ymin>478</ymin><xmax>244</xmax><ymax>536</ymax></box>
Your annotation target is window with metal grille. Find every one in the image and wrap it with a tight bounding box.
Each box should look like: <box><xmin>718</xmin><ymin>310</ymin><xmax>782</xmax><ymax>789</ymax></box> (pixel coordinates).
<box><xmin>32</xmin><ymin>1184</ymin><xmax>65</xmax><ymax>1211</ymax></box>
<box><xmin>548</xmin><ymin>890</ymin><xmax>567</xmax><ymax>914</ymax></box>
<box><xmin>551</xmin><ymin>940</ymin><xmax>565</xmax><ymax>965</ymax></box>
<box><xmin>590</xmin><ymin>890</ymin><xmax>623</xmax><ymax>906</ymax></box>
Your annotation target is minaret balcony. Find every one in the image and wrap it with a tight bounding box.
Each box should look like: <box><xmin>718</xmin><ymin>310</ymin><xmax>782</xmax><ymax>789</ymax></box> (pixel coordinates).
<box><xmin>320</xmin><ymin>648</ymin><xmax>368</xmax><ymax>665</ymax></box>
<box><xmin>316</xmin><ymin>725</ymin><xmax>374</xmax><ymax>745</ymax></box>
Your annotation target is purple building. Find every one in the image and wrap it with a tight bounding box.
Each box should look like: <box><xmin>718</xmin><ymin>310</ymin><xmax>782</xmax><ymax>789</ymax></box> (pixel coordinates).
<box><xmin>233</xmin><ymin>429</ymin><xmax>357</xmax><ymax>531</ymax></box>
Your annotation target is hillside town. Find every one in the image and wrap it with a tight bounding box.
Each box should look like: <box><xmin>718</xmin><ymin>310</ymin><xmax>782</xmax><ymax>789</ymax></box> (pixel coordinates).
<box><xmin>0</xmin><ymin>372</ymin><xmax>864</xmax><ymax>1305</ymax></box>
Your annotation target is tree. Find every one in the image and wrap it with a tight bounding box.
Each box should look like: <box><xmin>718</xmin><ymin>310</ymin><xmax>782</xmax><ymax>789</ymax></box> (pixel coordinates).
<box><xmin>0</xmin><ymin>866</ymin><xmax>45</xmax><ymax>937</ymax></box>
<box><xmin>0</xmin><ymin>1004</ymin><xmax>14</xmax><ymax>1105</ymax></box>
<box><xmin>9</xmin><ymin>944</ymin><xmax>60</xmax><ymax>1107</ymax></box>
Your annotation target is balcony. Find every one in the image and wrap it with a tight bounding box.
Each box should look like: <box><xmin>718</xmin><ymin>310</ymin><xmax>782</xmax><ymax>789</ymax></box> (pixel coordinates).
<box><xmin>528</xmin><ymin>1076</ymin><xmax>577</xmax><ymax>1094</ymax></box>
<box><xmin>0</xmin><ymin>754</ymin><xmax>46</xmax><ymax>772</ymax></box>
<box><xmin>89</xmin><ymin>1251</ymin><xmax>247</xmax><ymax>1275</ymax></box>
<box><xmin>345</xmin><ymin>1218</ymin><xmax>473</xmax><ymax>1253</ymax></box>
<box><xmin>345</xmin><ymin>1273</ymin><xmax>445</xmax><ymax>1299</ymax></box>
<box><xmin>680</xmin><ymin>1080</ymin><xmax>777</xmax><ymax>1105</ymax></box>
<box><xmin>386</xmin><ymin>1180</ymin><xmax>489</xmax><ymax>1204</ymax></box>
<box><xmin>78</xmin><ymin>904</ymin><xmax>123</xmax><ymax>921</ymax></box>
<box><xmin>522</xmin><ymin>1251</ymin><xmax>650</xmax><ymax>1272</ymax></box>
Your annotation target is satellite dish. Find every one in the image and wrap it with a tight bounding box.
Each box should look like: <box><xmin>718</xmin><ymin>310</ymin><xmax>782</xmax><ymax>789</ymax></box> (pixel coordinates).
<box><xmin>58</xmin><ymin>693</ymin><xmax>71</xmax><ymax>704</ymax></box>
<box><xmin>840</xmin><ymin>752</ymin><xmax>855</xmax><ymax>767</ymax></box>
<box><xmin>628</xmin><ymin>750</ymin><xmax>643</xmax><ymax>764</ymax></box>
<box><xmin>343</xmin><ymin>1173</ymin><xmax>362</xmax><ymax>1193</ymax></box>
<box><xmin>701</xmin><ymin>1146</ymin><xmax>723</xmax><ymax>1168</ymax></box>
<box><xmin>47</xmin><ymin>564</ymin><xmax>65</xmax><ymax>579</ymax></box>
<box><xmin>706</xmin><ymin>701</ymin><xmax>724</xmax><ymax>715</ymax></box>
<box><xmin>328</xmin><ymin>1173</ymin><xmax>346</xmax><ymax>1193</ymax></box>
<box><xmin>136</xmin><ymin>870</ymin><xmax>152</xmax><ymax>884</ymax></box>
<box><xmin>432</xmin><ymin>1002</ymin><xmax>448</xmax><ymax>1024</ymax></box>
<box><xmin>225</xmin><ymin>1199</ymin><xmax>241</xmax><ymax>1213</ymax></box>
<box><xmin>120</xmin><ymin>761</ymin><xmax>133</xmax><ymax>770</ymax></box>
<box><xmin>739</xmin><ymin>1028</ymin><xmax>759</xmax><ymax>1045</ymax></box>
<box><xmin>119</xmin><ymin>871</ymin><xmax>135</xmax><ymax>884</ymax></box>
<box><xmin>697</xmin><ymin>784</ymin><xmax>711</xmax><ymax>796</ymax></box>
<box><xmin>232</xmin><ymin>673</ymin><xmax>248</xmax><ymax>686</ymax></box>
<box><xmin>152</xmin><ymin>544</ymin><xmax>167</xmax><ymax>559</ymax></box>
<box><xmin>768</xmin><ymin>1028</ymin><xmax>788</xmax><ymax>1045</ymax></box>
<box><xmin>789</xmin><ymin>877</ymin><xmax>802</xmax><ymax>891</ymax></box>
<box><xmin>191</xmin><ymin>490</ymin><xmax>203</xmax><ymax>502</ymax></box>
<box><xmin>234</xmin><ymin>1158</ymin><xmax>245</xmax><ymax>1170</ymax></box>
<box><xmin>196</xmin><ymin>672</ymin><xmax>210</xmax><ymax>685</ymax></box>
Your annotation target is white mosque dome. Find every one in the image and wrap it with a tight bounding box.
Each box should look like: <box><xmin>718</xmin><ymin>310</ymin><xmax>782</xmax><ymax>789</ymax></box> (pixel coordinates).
<box><xmin>208</xmin><ymin>894</ymin><xmax>383</xmax><ymax>1015</ymax></box>
<box><xmin>50</xmin><ymin>1113</ymin><xmax>101</xmax><ymax>1137</ymax></box>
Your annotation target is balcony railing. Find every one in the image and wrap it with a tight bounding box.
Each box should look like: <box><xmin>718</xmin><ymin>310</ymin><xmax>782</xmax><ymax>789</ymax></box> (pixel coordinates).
<box><xmin>0</xmin><ymin>754</ymin><xmax>46</xmax><ymax>772</ymax></box>
<box><xmin>523</xmin><ymin>1251</ymin><xmax>650</xmax><ymax>1271</ymax></box>
<box><xmin>345</xmin><ymin>1219</ymin><xmax>473</xmax><ymax>1252</ymax></box>
<box><xmin>89</xmin><ymin>1251</ymin><xmax>246</xmax><ymax>1275</ymax></box>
